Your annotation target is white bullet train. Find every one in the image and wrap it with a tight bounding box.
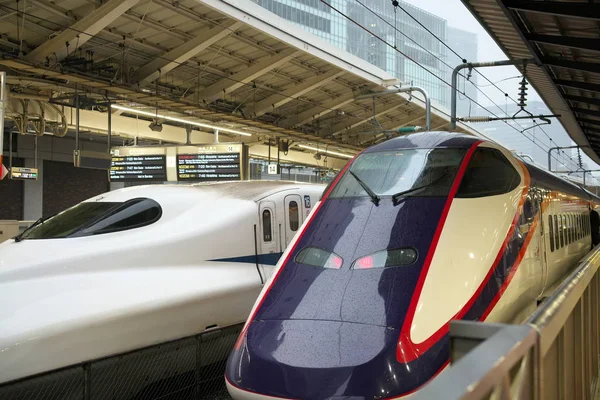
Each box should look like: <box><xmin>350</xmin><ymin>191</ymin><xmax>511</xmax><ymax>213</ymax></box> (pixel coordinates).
<box><xmin>226</xmin><ymin>132</ymin><xmax>600</xmax><ymax>399</ymax></box>
<box><xmin>0</xmin><ymin>180</ymin><xmax>324</xmax><ymax>391</ymax></box>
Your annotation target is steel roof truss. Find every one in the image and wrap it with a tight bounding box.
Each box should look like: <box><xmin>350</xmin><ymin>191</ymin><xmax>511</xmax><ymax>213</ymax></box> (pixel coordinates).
<box><xmin>503</xmin><ymin>0</ymin><xmax>600</xmax><ymax>20</ymax></box>
<box><xmin>26</xmin><ymin>0</ymin><xmax>142</xmax><ymax>64</ymax></box>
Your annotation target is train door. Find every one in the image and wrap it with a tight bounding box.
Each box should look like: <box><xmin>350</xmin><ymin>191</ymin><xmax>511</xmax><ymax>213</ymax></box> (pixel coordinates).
<box><xmin>284</xmin><ymin>194</ymin><xmax>302</xmax><ymax>247</ymax></box>
<box><xmin>258</xmin><ymin>201</ymin><xmax>279</xmax><ymax>281</ymax></box>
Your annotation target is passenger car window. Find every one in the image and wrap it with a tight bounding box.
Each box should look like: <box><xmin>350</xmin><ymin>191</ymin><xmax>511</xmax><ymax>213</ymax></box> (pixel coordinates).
<box><xmin>288</xmin><ymin>201</ymin><xmax>299</xmax><ymax>231</ymax></box>
<box><xmin>560</xmin><ymin>215</ymin><xmax>565</xmax><ymax>248</ymax></box>
<box><xmin>295</xmin><ymin>247</ymin><xmax>343</xmax><ymax>269</ymax></box>
<box><xmin>262</xmin><ymin>209</ymin><xmax>272</xmax><ymax>242</ymax></box>
<box><xmin>554</xmin><ymin>215</ymin><xmax>560</xmax><ymax>248</ymax></box>
<box><xmin>456</xmin><ymin>148</ymin><xmax>521</xmax><ymax>198</ymax></box>
<box><xmin>549</xmin><ymin>215</ymin><xmax>554</xmax><ymax>252</ymax></box>
<box><xmin>351</xmin><ymin>248</ymin><xmax>418</xmax><ymax>269</ymax></box>
<box><xmin>20</xmin><ymin>198</ymin><xmax>161</xmax><ymax>239</ymax></box>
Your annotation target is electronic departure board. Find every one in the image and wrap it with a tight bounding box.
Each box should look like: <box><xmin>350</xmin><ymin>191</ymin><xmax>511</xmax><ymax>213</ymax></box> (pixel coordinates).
<box><xmin>177</xmin><ymin>152</ymin><xmax>241</xmax><ymax>181</ymax></box>
<box><xmin>10</xmin><ymin>167</ymin><xmax>38</xmax><ymax>180</ymax></box>
<box><xmin>110</xmin><ymin>155</ymin><xmax>167</xmax><ymax>181</ymax></box>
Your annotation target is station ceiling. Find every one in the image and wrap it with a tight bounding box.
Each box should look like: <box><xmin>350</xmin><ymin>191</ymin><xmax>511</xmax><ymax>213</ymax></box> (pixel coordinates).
<box><xmin>0</xmin><ymin>0</ymin><xmax>477</xmax><ymax>162</ymax></box>
<box><xmin>461</xmin><ymin>0</ymin><xmax>600</xmax><ymax>166</ymax></box>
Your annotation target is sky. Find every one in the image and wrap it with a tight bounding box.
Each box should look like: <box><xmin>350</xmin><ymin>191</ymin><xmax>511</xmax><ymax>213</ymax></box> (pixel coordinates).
<box><xmin>403</xmin><ymin>0</ymin><xmax>600</xmax><ymax>178</ymax></box>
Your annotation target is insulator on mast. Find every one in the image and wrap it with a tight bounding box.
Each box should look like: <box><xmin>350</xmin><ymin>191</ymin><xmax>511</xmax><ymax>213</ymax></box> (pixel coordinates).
<box><xmin>518</xmin><ymin>76</ymin><xmax>528</xmax><ymax>108</ymax></box>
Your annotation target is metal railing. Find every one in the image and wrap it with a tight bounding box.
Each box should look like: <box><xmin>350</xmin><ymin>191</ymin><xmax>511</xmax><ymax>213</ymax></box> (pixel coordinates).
<box><xmin>414</xmin><ymin>246</ymin><xmax>600</xmax><ymax>400</ymax></box>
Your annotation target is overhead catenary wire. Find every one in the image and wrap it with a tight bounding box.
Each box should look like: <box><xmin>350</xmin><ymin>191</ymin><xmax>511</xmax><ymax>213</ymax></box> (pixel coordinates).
<box><xmin>320</xmin><ymin>0</ymin><xmax>579</xmax><ymax>172</ymax></box>
<box><xmin>383</xmin><ymin>1</ymin><xmax>582</xmax><ymax>170</ymax></box>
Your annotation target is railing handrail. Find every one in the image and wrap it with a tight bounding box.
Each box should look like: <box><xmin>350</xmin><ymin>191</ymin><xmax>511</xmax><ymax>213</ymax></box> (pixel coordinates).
<box><xmin>526</xmin><ymin>245</ymin><xmax>600</xmax><ymax>356</ymax></box>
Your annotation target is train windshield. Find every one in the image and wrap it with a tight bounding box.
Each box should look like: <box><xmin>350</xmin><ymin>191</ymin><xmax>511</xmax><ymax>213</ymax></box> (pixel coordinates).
<box><xmin>18</xmin><ymin>198</ymin><xmax>161</xmax><ymax>240</ymax></box>
<box><xmin>329</xmin><ymin>148</ymin><xmax>467</xmax><ymax>199</ymax></box>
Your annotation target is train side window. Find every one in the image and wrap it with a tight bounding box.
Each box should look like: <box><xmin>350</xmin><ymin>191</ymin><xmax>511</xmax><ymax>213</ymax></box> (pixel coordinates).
<box><xmin>569</xmin><ymin>215</ymin><xmax>573</xmax><ymax>243</ymax></box>
<box><xmin>262</xmin><ymin>210</ymin><xmax>272</xmax><ymax>242</ymax></box>
<box><xmin>456</xmin><ymin>148</ymin><xmax>521</xmax><ymax>198</ymax></box>
<box><xmin>560</xmin><ymin>215</ymin><xmax>566</xmax><ymax>248</ymax></box>
<box><xmin>549</xmin><ymin>215</ymin><xmax>554</xmax><ymax>252</ymax></box>
<box><xmin>554</xmin><ymin>215</ymin><xmax>559</xmax><ymax>248</ymax></box>
<box><xmin>288</xmin><ymin>201</ymin><xmax>299</xmax><ymax>232</ymax></box>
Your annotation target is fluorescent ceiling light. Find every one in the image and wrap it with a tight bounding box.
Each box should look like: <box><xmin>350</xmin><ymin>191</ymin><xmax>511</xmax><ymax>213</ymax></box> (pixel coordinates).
<box><xmin>297</xmin><ymin>144</ymin><xmax>354</xmax><ymax>159</ymax></box>
<box><xmin>111</xmin><ymin>104</ymin><xmax>252</xmax><ymax>137</ymax></box>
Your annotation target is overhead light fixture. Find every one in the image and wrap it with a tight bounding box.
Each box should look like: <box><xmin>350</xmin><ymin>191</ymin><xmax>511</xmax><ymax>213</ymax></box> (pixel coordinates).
<box><xmin>298</xmin><ymin>144</ymin><xmax>354</xmax><ymax>159</ymax></box>
<box><xmin>111</xmin><ymin>104</ymin><xmax>252</xmax><ymax>137</ymax></box>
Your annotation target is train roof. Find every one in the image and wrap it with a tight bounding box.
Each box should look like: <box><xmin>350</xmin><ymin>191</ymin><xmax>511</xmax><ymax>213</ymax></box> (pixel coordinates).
<box><xmin>89</xmin><ymin>180</ymin><xmax>325</xmax><ymax>204</ymax></box>
<box><xmin>364</xmin><ymin>131</ymin><xmax>478</xmax><ymax>153</ymax></box>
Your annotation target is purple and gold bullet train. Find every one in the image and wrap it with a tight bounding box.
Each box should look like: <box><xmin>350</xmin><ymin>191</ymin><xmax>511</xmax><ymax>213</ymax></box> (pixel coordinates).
<box><xmin>226</xmin><ymin>131</ymin><xmax>600</xmax><ymax>399</ymax></box>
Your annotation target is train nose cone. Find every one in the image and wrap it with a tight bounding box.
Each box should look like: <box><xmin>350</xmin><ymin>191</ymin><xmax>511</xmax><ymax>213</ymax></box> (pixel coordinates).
<box><xmin>226</xmin><ymin>319</ymin><xmax>413</xmax><ymax>399</ymax></box>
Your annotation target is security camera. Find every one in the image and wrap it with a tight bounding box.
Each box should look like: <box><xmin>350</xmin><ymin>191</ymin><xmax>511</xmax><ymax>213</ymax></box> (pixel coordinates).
<box><xmin>149</xmin><ymin>120</ymin><xmax>163</xmax><ymax>132</ymax></box>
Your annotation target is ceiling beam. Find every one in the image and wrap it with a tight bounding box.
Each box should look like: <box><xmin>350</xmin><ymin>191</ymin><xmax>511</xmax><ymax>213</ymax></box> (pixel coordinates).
<box><xmin>503</xmin><ymin>0</ymin><xmax>600</xmax><ymax>20</ymax></box>
<box><xmin>26</xmin><ymin>0</ymin><xmax>141</xmax><ymax>64</ymax></box>
<box><xmin>328</xmin><ymin>102</ymin><xmax>401</xmax><ymax>137</ymax></box>
<box><xmin>187</xmin><ymin>49</ymin><xmax>300</xmax><ymax>104</ymax></box>
<box><xmin>541</xmin><ymin>57</ymin><xmax>600</xmax><ymax>75</ymax></box>
<box><xmin>132</xmin><ymin>21</ymin><xmax>243</xmax><ymax>84</ymax></box>
<box><xmin>555</xmin><ymin>79</ymin><xmax>600</xmax><ymax>94</ymax></box>
<box><xmin>528</xmin><ymin>35</ymin><xmax>600</xmax><ymax>52</ymax></box>
<box><xmin>278</xmin><ymin>92</ymin><xmax>356</xmax><ymax>129</ymax></box>
<box><xmin>584</xmin><ymin>126</ymin><xmax>600</xmax><ymax>135</ymax></box>
<box><xmin>564</xmin><ymin>95</ymin><xmax>600</xmax><ymax>107</ymax></box>
<box><xmin>578</xmin><ymin>118</ymin><xmax>600</xmax><ymax>127</ymax></box>
<box><xmin>573</xmin><ymin>108</ymin><xmax>600</xmax><ymax>118</ymax></box>
<box><xmin>251</xmin><ymin>69</ymin><xmax>343</xmax><ymax>117</ymax></box>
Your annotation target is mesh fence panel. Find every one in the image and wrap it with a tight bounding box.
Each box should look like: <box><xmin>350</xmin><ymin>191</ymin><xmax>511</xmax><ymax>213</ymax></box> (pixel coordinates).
<box><xmin>0</xmin><ymin>324</ymin><xmax>241</xmax><ymax>400</ymax></box>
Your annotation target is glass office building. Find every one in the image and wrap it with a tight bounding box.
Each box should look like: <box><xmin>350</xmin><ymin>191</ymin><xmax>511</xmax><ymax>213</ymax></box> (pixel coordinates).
<box><xmin>254</xmin><ymin>0</ymin><xmax>478</xmax><ymax>110</ymax></box>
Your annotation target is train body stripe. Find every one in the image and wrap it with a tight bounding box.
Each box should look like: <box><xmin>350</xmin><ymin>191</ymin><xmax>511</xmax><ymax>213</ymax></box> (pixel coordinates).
<box><xmin>397</xmin><ymin>140</ymin><xmax>482</xmax><ymax>363</ymax></box>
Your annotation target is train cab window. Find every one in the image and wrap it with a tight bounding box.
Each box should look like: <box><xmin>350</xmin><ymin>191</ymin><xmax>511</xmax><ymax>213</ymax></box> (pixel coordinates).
<box><xmin>549</xmin><ymin>215</ymin><xmax>554</xmax><ymax>252</ymax></box>
<box><xmin>262</xmin><ymin>210</ymin><xmax>272</xmax><ymax>242</ymax></box>
<box><xmin>288</xmin><ymin>201</ymin><xmax>299</xmax><ymax>232</ymax></box>
<box><xmin>19</xmin><ymin>198</ymin><xmax>162</xmax><ymax>240</ymax></box>
<box><xmin>456</xmin><ymin>148</ymin><xmax>521</xmax><ymax>198</ymax></box>
<box><xmin>554</xmin><ymin>215</ymin><xmax>560</xmax><ymax>248</ymax></box>
<box><xmin>329</xmin><ymin>148</ymin><xmax>467</xmax><ymax>200</ymax></box>
<box><xmin>295</xmin><ymin>247</ymin><xmax>343</xmax><ymax>269</ymax></box>
<box><xmin>351</xmin><ymin>248</ymin><xmax>418</xmax><ymax>269</ymax></box>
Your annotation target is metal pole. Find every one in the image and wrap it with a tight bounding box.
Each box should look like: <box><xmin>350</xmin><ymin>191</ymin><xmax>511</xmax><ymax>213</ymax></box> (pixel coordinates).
<box><xmin>356</xmin><ymin>86</ymin><xmax>431</xmax><ymax>131</ymax></box>
<box><xmin>214</xmin><ymin>129</ymin><xmax>219</xmax><ymax>144</ymax></box>
<box><xmin>107</xmin><ymin>102</ymin><xmax>112</xmax><ymax>153</ymax></box>
<box><xmin>450</xmin><ymin>59</ymin><xmax>534</xmax><ymax>130</ymax></box>
<box><xmin>0</xmin><ymin>71</ymin><xmax>5</xmax><ymax>171</ymax></box>
<box><xmin>75</xmin><ymin>94</ymin><xmax>80</xmax><ymax>151</ymax></box>
<box><xmin>548</xmin><ymin>147</ymin><xmax>558</xmax><ymax>171</ymax></box>
<box><xmin>34</xmin><ymin>134</ymin><xmax>38</xmax><ymax>169</ymax></box>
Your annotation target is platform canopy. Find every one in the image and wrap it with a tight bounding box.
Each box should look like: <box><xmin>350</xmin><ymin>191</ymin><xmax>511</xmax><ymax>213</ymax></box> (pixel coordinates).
<box><xmin>461</xmin><ymin>0</ymin><xmax>600</xmax><ymax>166</ymax></box>
<box><xmin>0</xmin><ymin>0</ymin><xmax>478</xmax><ymax>161</ymax></box>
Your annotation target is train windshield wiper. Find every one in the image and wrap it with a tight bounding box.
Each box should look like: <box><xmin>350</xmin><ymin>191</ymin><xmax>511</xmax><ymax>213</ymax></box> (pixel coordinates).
<box><xmin>13</xmin><ymin>217</ymin><xmax>45</xmax><ymax>242</ymax></box>
<box><xmin>348</xmin><ymin>170</ymin><xmax>380</xmax><ymax>206</ymax></box>
<box><xmin>391</xmin><ymin>172</ymin><xmax>449</xmax><ymax>204</ymax></box>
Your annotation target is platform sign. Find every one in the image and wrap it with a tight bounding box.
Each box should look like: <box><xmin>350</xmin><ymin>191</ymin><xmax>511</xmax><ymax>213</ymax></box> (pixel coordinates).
<box><xmin>10</xmin><ymin>167</ymin><xmax>38</xmax><ymax>180</ymax></box>
<box><xmin>177</xmin><ymin>144</ymin><xmax>243</xmax><ymax>182</ymax></box>
<box><xmin>109</xmin><ymin>154</ymin><xmax>167</xmax><ymax>181</ymax></box>
<box><xmin>267</xmin><ymin>164</ymin><xmax>278</xmax><ymax>175</ymax></box>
